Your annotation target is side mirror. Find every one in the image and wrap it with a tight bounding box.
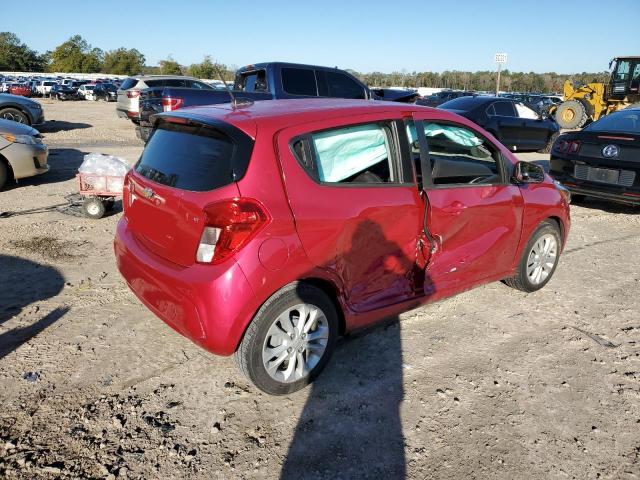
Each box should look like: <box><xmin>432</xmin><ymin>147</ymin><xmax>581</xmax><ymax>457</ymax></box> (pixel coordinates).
<box><xmin>513</xmin><ymin>161</ymin><xmax>545</xmax><ymax>184</ymax></box>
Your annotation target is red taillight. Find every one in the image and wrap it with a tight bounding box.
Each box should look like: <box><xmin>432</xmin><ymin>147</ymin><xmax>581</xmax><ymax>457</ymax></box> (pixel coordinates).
<box><xmin>569</xmin><ymin>140</ymin><xmax>581</xmax><ymax>154</ymax></box>
<box><xmin>162</xmin><ymin>97</ymin><xmax>184</xmax><ymax>111</ymax></box>
<box><xmin>557</xmin><ymin>140</ymin><xmax>569</xmax><ymax>153</ymax></box>
<box><xmin>197</xmin><ymin>198</ymin><xmax>270</xmax><ymax>264</ymax></box>
<box><xmin>557</xmin><ymin>140</ymin><xmax>580</xmax><ymax>154</ymax></box>
<box><xmin>127</xmin><ymin>90</ymin><xmax>140</xmax><ymax>98</ymax></box>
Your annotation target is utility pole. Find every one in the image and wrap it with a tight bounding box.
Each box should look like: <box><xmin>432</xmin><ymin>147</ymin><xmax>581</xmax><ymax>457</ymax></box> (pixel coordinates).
<box><xmin>494</xmin><ymin>53</ymin><xmax>507</xmax><ymax>95</ymax></box>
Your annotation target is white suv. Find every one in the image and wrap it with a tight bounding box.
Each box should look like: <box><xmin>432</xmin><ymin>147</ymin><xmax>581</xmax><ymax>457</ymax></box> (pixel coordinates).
<box><xmin>116</xmin><ymin>75</ymin><xmax>207</xmax><ymax>123</ymax></box>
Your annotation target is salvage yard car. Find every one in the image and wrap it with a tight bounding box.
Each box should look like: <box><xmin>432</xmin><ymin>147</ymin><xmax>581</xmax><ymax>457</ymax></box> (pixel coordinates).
<box><xmin>0</xmin><ymin>118</ymin><xmax>49</xmax><ymax>190</ymax></box>
<box><xmin>114</xmin><ymin>99</ymin><xmax>571</xmax><ymax>395</ymax></box>
<box><xmin>550</xmin><ymin>107</ymin><xmax>640</xmax><ymax>205</ymax></box>
<box><xmin>439</xmin><ymin>96</ymin><xmax>560</xmax><ymax>153</ymax></box>
<box><xmin>0</xmin><ymin>93</ymin><xmax>44</xmax><ymax>126</ymax></box>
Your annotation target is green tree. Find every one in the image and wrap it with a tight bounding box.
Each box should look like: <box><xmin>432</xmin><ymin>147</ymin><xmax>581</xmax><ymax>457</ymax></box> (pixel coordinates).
<box><xmin>49</xmin><ymin>35</ymin><xmax>103</xmax><ymax>73</ymax></box>
<box><xmin>159</xmin><ymin>56</ymin><xmax>183</xmax><ymax>75</ymax></box>
<box><xmin>0</xmin><ymin>32</ymin><xmax>46</xmax><ymax>71</ymax></box>
<box><xmin>102</xmin><ymin>48</ymin><xmax>145</xmax><ymax>75</ymax></box>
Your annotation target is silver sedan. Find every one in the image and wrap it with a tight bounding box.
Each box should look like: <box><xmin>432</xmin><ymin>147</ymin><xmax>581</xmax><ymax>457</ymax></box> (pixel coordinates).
<box><xmin>0</xmin><ymin>119</ymin><xmax>49</xmax><ymax>190</ymax></box>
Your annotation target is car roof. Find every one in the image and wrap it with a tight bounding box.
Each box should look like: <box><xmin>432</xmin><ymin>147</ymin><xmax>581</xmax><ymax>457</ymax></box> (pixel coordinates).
<box><xmin>157</xmin><ymin>98</ymin><xmax>470</xmax><ymax>138</ymax></box>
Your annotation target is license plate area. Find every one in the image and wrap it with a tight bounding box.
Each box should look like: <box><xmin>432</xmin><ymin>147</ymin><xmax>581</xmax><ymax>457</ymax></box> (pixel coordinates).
<box><xmin>575</xmin><ymin>165</ymin><xmax>619</xmax><ymax>184</ymax></box>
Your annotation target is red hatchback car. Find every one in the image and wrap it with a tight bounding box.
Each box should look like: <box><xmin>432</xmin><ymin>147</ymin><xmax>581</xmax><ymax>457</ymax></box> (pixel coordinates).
<box><xmin>115</xmin><ymin>99</ymin><xmax>570</xmax><ymax>394</ymax></box>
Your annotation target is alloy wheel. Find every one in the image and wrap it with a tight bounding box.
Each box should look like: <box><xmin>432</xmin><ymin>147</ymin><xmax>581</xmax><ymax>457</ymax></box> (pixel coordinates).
<box><xmin>261</xmin><ymin>303</ymin><xmax>329</xmax><ymax>383</ymax></box>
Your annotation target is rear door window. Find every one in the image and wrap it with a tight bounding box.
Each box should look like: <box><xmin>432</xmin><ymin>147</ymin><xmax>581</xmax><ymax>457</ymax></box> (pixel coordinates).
<box><xmin>492</xmin><ymin>101</ymin><xmax>516</xmax><ymax>117</ymax></box>
<box><xmin>281</xmin><ymin>68</ymin><xmax>317</xmax><ymax>96</ymax></box>
<box><xmin>293</xmin><ymin>123</ymin><xmax>402</xmax><ymax>184</ymax></box>
<box><xmin>164</xmin><ymin>79</ymin><xmax>187</xmax><ymax>87</ymax></box>
<box><xmin>136</xmin><ymin>122</ymin><xmax>250</xmax><ymax>192</ymax></box>
<box><xmin>319</xmin><ymin>71</ymin><xmax>367</xmax><ymax>99</ymax></box>
<box><xmin>120</xmin><ymin>78</ymin><xmax>139</xmax><ymax>90</ymax></box>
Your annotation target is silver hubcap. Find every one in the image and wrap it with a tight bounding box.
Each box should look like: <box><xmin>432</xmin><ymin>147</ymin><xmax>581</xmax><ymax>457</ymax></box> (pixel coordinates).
<box><xmin>262</xmin><ymin>303</ymin><xmax>329</xmax><ymax>383</ymax></box>
<box><xmin>2</xmin><ymin>112</ymin><xmax>23</xmax><ymax>123</ymax></box>
<box><xmin>526</xmin><ymin>234</ymin><xmax>557</xmax><ymax>285</ymax></box>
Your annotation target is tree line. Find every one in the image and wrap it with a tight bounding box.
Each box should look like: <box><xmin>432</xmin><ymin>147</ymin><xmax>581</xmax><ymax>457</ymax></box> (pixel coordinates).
<box><xmin>0</xmin><ymin>32</ymin><xmax>609</xmax><ymax>92</ymax></box>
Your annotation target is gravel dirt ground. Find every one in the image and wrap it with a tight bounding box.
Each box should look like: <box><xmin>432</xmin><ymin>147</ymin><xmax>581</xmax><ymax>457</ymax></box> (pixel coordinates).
<box><xmin>0</xmin><ymin>100</ymin><xmax>639</xmax><ymax>480</ymax></box>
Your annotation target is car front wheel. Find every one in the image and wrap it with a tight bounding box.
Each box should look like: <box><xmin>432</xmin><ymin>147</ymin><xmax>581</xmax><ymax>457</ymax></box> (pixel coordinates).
<box><xmin>0</xmin><ymin>108</ymin><xmax>29</xmax><ymax>125</ymax></box>
<box><xmin>504</xmin><ymin>220</ymin><xmax>561</xmax><ymax>292</ymax></box>
<box><xmin>235</xmin><ymin>283</ymin><xmax>338</xmax><ymax>395</ymax></box>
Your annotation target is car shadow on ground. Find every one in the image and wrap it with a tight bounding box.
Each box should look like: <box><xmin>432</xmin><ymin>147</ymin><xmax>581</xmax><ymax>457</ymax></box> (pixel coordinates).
<box><xmin>572</xmin><ymin>196</ymin><xmax>639</xmax><ymax>214</ymax></box>
<box><xmin>0</xmin><ymin>254</ymin><xmax>67</xmax><ymax>360</ymax></box>
<box><xmin>280</xmin><ymin>219</ymin><xmax>432</xmax><ymax>479</ymax></box>
<box><xmin>38</xmin><ymin>120</ymin><xmax>91</xmax><ymax>134</ymax></box>
<box><xmin>7</xmin><ymin>148</ymin><xmax>87</xmax><ymax>188</ymax></box>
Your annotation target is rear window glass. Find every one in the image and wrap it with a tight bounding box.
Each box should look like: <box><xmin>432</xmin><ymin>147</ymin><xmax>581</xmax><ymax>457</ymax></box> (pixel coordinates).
<box><xmin>235</xmin><ymin>70</ymin><xmax>268</xmax><ymax>92</ymax></box>
<box><xmin>322</xmin><ymin>71</ymin><xmax>366</xmax><ymax>99</ymax></box>
<box><xmin>439</xmin><ymin>96</ymin><xmax>480</xmax><ymax>111</ymax></box>
<box><xmin>120</xmin><ymin>78</ymin><xmax>138</xmax><ymax>90</ymax></box>
<box><xmin>585</xmin><ymin>110</ymin><xmax>640</xmax><ymax>133</ymax></box>
<box><xmin>282</xmin><ymin>68</ymin><xmax>317</xmax><ymax>96</ymax></box>
<box><xmin>135</xmin><ymin>122</ymin><xmax>238</xmax><ymax>192</ymax></box>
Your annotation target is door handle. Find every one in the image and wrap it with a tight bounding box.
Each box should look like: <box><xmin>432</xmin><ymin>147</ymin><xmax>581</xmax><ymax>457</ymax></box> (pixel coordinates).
<box><xmin>441</xmin><ymin>201</ymin><xmax>467</xmax><ymax>215</ymax></box>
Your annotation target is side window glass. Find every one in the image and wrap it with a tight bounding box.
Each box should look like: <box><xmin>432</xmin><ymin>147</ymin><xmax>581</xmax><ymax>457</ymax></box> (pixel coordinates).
<box><xmin>419</xmin><ymin>122</ymin><xmax>502</xmax><ymax>186</ymax></box>
<box><xmin>324</xmin><ymin>71</ymin><xmax>366</xmax><ymax>99</ymax></box>
<box><xmin>236</xmin><ymin>70</ymin><xmax>267</xmax><ymax>92</ymax></box>
<box><xmin>515</xmin><ymin>103</ymin><xmax>539</xmax><ymax>119</ymax></box>
<box><xmin>486</xmin><ymin>104</ymin><xmax>496</xmax><ymax>116</ymax></box>
<box><xmin>305</xmin><ymin>124</ymin><xmax>396</xmax><ymax>184</ymax></box>
<box><xmin>281</xmin><ymin>68</ymin><xmax>317</xmax><ymax>96</ymax></box>
<box><xmin>493</xmin><ymin>101</ymin><xmax>516</xmax><ymax>117</ymax></box>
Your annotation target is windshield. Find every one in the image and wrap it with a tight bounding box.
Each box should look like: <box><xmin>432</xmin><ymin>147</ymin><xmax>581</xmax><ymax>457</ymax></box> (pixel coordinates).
<box><xmin>585</xmin><ymin>110</ymin><xmax>639</xmax><ymax>134</ymax></box>
<box><xmin>613</xmin><ymin>60</ymin><xmax>631</xmax><ymax>82</ymax></box>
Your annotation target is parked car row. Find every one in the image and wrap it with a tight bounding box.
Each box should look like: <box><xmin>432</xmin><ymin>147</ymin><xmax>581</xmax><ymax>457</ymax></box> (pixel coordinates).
<box><xmin>0</xmin><ymin>74</ymin><xmax>124</xmax><ymax>100</ymax></box>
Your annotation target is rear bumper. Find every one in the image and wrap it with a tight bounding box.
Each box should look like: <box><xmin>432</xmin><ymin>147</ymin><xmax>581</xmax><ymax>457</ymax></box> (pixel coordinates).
<box><xmin>114</xmin><ymin>217</ymin><xmax>258</xmax><ymax>356</ymax></box>
<box><xmin>116</xmin><ymin>108</ymin><xmax>138</xmax><ymax>120</ymax></box>
<box><xmin>551</xmin><ymin>169</ymin><xmax>640</xmax><ymax>206</ymax></box>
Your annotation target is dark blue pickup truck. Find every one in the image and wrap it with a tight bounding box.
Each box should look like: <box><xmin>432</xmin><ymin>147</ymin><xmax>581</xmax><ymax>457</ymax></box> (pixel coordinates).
<box><xmin>136</xmin><ymin>62</ymin><xmax>419</xmax><ymax>140</ymax></box>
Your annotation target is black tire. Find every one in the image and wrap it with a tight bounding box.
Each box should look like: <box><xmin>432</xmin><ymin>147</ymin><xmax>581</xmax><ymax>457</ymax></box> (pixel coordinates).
<box><xmin>538</xmin><ymin>131</ymin><xmax>560</xmax><ymax>154</ymax></box>
<box><xmin>0</xmin><ymin>161</ymin><xmax>8</xmax><ymax>191</ymax></box>
<box><xmin>82</xmin><ymin>197</ymin><xmax>106</xmax><ymax>219</ymax></box>
<box><xmin>503</xmin><ymin>220</ymin><xmax>562</xmax><ymax>293</ymax></box>
<box><xmin>235</xmin><ymin>283</ymin><xmax>339</xmax><ymax>395</ymax></box>
<box><xmin>555</xmin><ymin>100</ymin><xmax>589</xmax><ymax>129</ymax></box>
<box><xmin>0</xmin><ymin>108</ymin><xmax>29</xmax><ymax>125</ymax></box>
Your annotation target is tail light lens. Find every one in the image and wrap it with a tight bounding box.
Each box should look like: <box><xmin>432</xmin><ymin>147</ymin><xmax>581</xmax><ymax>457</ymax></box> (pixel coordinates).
<box><xmin>162</xmin><ymin>97</ymin><xmax>184</xmax><ymax>111</ymax></box>
<box><xmin>557</xmin><ymin>140</ymin><xmax>569</xmax><ymax>153</ymax></box>
<box><xmin>196</xmin><ymin>198</ymin><xmax>270</xmax><ymax>264</ymax></box>
<box><xmin>127</xmin><ymin>90</ymin><xmax>140</xmax><ymax>98</ymax></box>
<box><xmin>569</xmin><ymin>140</ymin><xmax>581</xmax><ymax>154</ymax></box>
<box><xmin>556</xmin><ymin>140</ymin><xmax>581</xmax><ymax>154</ymax></box>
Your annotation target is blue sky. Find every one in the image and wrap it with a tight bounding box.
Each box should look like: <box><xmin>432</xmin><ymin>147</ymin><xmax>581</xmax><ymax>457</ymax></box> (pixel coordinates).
<box><xmin>5</xmin><ymin>0</ymin><xmax>639</xmax><ymax>73</ymax></box>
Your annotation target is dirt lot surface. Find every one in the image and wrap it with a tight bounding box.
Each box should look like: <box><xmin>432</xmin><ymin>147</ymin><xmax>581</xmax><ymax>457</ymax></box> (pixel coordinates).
<box><xmin>0</xmin><ymin>100</ymin><xmax>639</xmax><ymax>480</ymax></box>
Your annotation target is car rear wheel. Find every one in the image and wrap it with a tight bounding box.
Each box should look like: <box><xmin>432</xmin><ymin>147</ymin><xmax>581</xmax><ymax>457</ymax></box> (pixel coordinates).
<box><xmin>0</xmin><ymin>108</ymin><xmax>29</xmax><ymax>125</ymax></box>
<box><xmin>555</xmin><ymin>100</ymin><xmax>588</xmax><ymax>129</ymax></box>
<box><xmin>504</xmin><ymin>220</ymin><xmax>561</xmax><ymax>292</ymax></box>
<box><xmin>235</xmin><ymin>283</ymin><xmax>338</xmax><ymax>395</ymax></box>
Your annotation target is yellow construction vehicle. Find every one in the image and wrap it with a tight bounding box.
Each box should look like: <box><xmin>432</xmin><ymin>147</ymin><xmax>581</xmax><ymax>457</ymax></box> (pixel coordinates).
<box><xmin>552</xmin><ymin>56</ymin><xmax>640</xmax><ymax>129</ymax></box>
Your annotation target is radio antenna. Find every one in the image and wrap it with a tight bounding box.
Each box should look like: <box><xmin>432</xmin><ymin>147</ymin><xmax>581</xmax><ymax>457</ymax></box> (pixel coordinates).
<box><xmin>214</xmin><ymin>64</ymin><xmax>253</xmax><ymax>110</ymax></box>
